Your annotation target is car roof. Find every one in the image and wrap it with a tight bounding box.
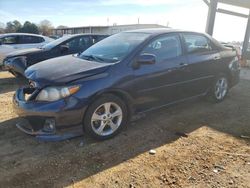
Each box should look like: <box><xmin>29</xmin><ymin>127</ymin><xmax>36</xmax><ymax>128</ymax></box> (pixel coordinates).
<box><xmin>63</xmin><ymin>33</ymin><xmax>109</xmax><ymax>37</ymax></box>
<box><xmin>125</xmin><ymin>28</ymin><xmax>207</xmax><ymax>36</ymax></box>
<box><xmin>0</xmin><ymin>33</ymin><xmax>46</xmax><ymax>38</ymax></box>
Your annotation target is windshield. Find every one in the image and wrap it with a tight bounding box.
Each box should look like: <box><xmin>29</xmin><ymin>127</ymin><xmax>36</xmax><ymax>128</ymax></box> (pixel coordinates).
<box><xmin>79</xmin><ymin>32</ymin><xmax>150</xmax><ymax>63</ymax></box>
<box><xmin>42</xmin><ymin>35</ymin><xmax>72</xmax><ymax>50</ymax></box>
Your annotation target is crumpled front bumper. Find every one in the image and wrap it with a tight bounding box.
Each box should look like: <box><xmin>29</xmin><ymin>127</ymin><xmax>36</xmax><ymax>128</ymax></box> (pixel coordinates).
<box><xmin>13</xmin><ymin>87</ymin><xmax>87</xmax><ymax>141</ymax></box>
<box><xmin>16</xmin><ymin>119</ymin><xmax>83</xmax><ymax>141</ymax></box>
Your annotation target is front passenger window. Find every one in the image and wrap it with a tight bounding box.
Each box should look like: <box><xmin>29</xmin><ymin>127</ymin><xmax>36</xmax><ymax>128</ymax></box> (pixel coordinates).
<box><xmin>79</xmin><ymin>36</ymin><xmax>92</xmax><ymax>50</ymax></box>
<box><xmin>141</xmin><ymin>35</ymin><xmax>182</xmax><ymax>63</ymax></box>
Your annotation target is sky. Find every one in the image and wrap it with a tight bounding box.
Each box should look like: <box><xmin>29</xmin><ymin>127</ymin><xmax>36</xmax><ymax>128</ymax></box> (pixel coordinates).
<box><xmin>0</xmin><ymin>0</ymin><xmax>249</xmax><ymax>42</ymax></box>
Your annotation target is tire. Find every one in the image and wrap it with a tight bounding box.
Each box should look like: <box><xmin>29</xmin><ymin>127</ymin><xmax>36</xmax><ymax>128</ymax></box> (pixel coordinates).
<box><xmin>83</xmin><ymin>94</ymin><xmax>128</xmax><ymax>140</ymax></box>
<box><xmin>208</xmin><ymin>74</ymin><xmax>229</xmax><ymax>103</ymax></box>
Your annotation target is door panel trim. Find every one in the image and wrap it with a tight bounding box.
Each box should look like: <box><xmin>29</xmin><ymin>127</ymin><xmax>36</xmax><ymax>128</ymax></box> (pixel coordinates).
<box><xmin>138</xmin><ymin>75</ymin><xmax>214</xmax><ymax>93</ymax></box>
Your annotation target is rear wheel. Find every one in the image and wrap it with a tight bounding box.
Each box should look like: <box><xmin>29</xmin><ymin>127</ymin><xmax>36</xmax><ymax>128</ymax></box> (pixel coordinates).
<box><xmin>83</xmin><ymin>94</ymin><xmax>128</xmax><ymax>140</ymax></box>
<box><xmin>209</xmin><ymin>74</ymin><xmax>229</xmax><ymax>102</ymax></box>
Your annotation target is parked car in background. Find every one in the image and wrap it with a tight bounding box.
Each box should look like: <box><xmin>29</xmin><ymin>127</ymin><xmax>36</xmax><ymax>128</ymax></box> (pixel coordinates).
<box><xmin>2</xmin><ymin>34</ymin><xmax>108</xmax><ymax>76</ymax></box>
<box><xmin>49</xmin><ymin>35</ymin><xmax>61</xmax><ymax>40</ymax></box>
<box><xmin>0</xmin><ymin>33</ymin><xmax>53</xmax><ymax>49</ymax></box>
<box><xmin>221</xmin><ymin>42</ymin><xmax>242</xmax><ymax>60</ymax></box>
<box><xmin>13</xmin><ymin>29</ymin><xmax>240</xmax><ymax>140</ymax></box>
<box><xmin>0</xmin><ymin>33</ymin><xmax>53</xmax><ymax>66</ymax></box>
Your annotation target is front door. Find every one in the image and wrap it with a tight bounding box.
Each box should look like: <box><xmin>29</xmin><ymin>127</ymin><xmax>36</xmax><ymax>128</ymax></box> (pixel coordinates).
<box><xmin>132</xmin><ymin>34</ymin><xmax>189</xmax><ymax>111</ymax></box>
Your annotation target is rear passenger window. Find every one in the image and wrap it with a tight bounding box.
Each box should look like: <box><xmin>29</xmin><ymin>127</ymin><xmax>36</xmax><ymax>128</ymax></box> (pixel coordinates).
<box><xmin>183</xmin><ymin>34</ymin><xmax>213</xmax><ymax>53</ymax></box>
<box><xmin>35</xmin><ymin>37</ymin><xmax>45</xmax><ymax>43</ymax></box>
<box><xmin>20</xmin><ymin>36</ymin><xmax>44</xmax><ymax>44</ymax></box>
<box><xmin>141</xmin><ymin>35</ymin><xmax>182</xmax><ymax>63</ymax></box>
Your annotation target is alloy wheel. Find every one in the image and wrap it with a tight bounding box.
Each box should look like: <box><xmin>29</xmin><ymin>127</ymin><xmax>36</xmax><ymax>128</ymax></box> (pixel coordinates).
<box><xmin>91</xmin><ymin>102</ymin><xmax>123</xmax><ymax>136</ymax></box>
<box><xmin>214</xmin><ymin>77</ymin><xmax>228</xmax><ymax>100</ymax></box>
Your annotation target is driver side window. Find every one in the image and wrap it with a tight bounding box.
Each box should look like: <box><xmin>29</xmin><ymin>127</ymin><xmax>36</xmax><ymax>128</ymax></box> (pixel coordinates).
<box><xmin>141</xmin><ymin>35</ymin><xmax>182</xmax><ymax>63</ymax></box>
<box><xmin>64</xmin><ymin>37</ymin><xmax>80</xmax><ymax>51</ymax></box>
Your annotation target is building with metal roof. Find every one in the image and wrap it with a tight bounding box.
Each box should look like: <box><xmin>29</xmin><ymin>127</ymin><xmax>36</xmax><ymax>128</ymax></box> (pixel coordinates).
<box><xmin>204</xmin><ymin>0</ymin><xmax>250</xmax><ymax>60</ymax></box>
<box><xmin>53</xmin><ymin>24</ymin><xmax>167</xmax><ymax>36</ymax></box>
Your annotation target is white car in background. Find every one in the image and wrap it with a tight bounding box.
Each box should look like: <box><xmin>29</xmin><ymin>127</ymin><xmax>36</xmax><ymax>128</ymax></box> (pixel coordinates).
<box><xmin>0</xmin><ymin>33</ymin><xmax>53</xmax><ymax>65</ymax></box>
<box><xmin>0</xmin><ymin>33</ymin><xmax>53</xmax><ymax>49</ymax></box>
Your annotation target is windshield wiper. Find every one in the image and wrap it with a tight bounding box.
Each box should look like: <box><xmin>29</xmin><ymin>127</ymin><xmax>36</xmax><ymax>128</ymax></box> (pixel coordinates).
<box><xmin>81</xmin><ymin>55</ymin><xmax>105</xmax><ymax>62</ymax></box>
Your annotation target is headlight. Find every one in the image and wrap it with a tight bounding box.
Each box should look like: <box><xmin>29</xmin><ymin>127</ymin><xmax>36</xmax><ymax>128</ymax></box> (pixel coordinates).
<box><xmin>36</xmin><ymin>85</ymin><xmax>80</xmax><ymax>102</ymax></box>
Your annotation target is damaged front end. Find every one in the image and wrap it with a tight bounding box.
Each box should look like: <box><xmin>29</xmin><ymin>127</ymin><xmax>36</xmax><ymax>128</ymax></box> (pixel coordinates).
<box><xmin>3</xmin><ymin>56</ymin><xmax>27</xmax><ymax>76</ymax></box>
<box><xmin>13</xmin><ymin>84</ymin><xmax>84</xmax><ymax>142</ymax></box>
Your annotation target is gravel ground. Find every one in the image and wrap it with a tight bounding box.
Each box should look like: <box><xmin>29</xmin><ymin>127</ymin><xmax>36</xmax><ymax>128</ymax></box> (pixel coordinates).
<box><xmin>0</xmin><ymin>70</ymin><xmax>249</xmax><ymax>188</ymax></box>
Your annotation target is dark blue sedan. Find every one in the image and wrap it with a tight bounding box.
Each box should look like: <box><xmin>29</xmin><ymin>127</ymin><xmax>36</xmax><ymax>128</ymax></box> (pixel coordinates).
<box><xmin>13</xmin><ymin>29</ymin><xmax>240</xmax><ymax>140</ymax></box>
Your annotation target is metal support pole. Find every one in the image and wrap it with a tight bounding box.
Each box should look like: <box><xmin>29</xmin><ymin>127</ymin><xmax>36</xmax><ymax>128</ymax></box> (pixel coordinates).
<box><xmin>242</xmin><ymin>11</ymin><xmax>250</xmax><ymax>59</ymax></box>
<box><xmin>205</xmin><ymin>0</ymin><xmax>218</xmax><ymax>35</ymax></box>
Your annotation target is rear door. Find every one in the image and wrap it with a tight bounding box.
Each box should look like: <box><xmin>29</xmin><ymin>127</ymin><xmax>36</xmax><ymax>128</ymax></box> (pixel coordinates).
<box><xmin>180</xmin><ymin>33</ymin><xmax>220</xmax><ymax>97</ymax></box>
<box><xmin>18</xmin><ymin>35</ymin><xmax>45</xmax><ymax>49</ymax></box>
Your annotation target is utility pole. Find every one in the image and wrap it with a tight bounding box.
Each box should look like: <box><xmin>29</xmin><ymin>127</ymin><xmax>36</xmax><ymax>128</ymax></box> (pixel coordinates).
<box><xmin>205</xmin><ymin>0</ymin><xmax>218</xmax><ymax>35</ymax></box>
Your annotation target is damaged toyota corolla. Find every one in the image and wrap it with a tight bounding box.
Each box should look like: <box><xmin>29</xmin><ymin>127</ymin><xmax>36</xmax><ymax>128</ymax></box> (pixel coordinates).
<box><xmin>13</xmin><ymin>29</ymin><xmax>240</xmax><ymax>140</ymax></box>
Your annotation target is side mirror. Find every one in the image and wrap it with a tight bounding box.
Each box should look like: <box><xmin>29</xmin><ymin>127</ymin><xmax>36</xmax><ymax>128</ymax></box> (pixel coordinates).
<box><xmin>137</xmin><ymin>53</ymin><xmax>156</xmax><ymax>65</ymax></box>
<box><xmin>60</xmin><ymin>45</ymin><xmax>69</xmax><ymax>53</ymax></box>
<box><xmin>133</xmin><ymin>53</ymin><xmax>156</xmax><ymax>69</ymax></box>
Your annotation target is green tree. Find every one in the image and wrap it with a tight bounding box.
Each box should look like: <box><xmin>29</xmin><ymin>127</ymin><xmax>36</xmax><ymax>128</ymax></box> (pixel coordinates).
<box><xmin>0</xmin><ymin>22</ymin><xmax>5</xmax><ymax>34</ymax></box>
<box><xmin>13</xmin><ymin>20</ymin><xmax>22</xmax><ymax>32</ymax></box>
<box><xmin>19</xmin><ymin>21</ymin><xmax>39</xmax><ymax>34</ymax></box>
<box><xmin>5</xmin><ymin>20</ymin><xmax>22</xmax><ymax>33</ymax></box>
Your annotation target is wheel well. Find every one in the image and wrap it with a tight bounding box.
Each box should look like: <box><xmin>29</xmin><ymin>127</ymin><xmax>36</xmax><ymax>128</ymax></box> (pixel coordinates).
<box><xmin>86</xmin><ymin>90</ymin><xmax>134</xmax><ymax>121</ymax></box>
<box><xmin>103</xmin><ymin>91</ymin><xmax>134</xmax><ymax>117</ymax></box>
<box><xmin>217</xmin><ymin>71</ymin><xmax>232</xmax><ymax>86</ymax></box>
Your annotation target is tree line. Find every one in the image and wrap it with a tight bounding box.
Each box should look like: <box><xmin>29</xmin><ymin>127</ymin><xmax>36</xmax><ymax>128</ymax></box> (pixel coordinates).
<box><xmin>0</xmin><ymin>20</ymin><xmax>55</xmax><ymax>36</ymax></box>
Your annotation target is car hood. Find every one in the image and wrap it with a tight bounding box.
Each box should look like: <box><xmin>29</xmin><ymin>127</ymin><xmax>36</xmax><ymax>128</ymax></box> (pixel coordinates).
<box><xmin>25</xmin><ymin>55</ymin><xmax>111</xmax><ymax>87</ymax></box>
<box><xmin>7</xmin><ymin>48</ymin><xmax>44</xmax><ymax>57</ymax></box>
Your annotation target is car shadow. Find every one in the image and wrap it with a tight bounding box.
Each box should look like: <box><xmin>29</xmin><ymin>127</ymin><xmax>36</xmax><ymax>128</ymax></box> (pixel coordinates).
<box><xmin>0</xmin><ymin>80</ymin><xmax>249</xmax><ymax>187</ymax></box>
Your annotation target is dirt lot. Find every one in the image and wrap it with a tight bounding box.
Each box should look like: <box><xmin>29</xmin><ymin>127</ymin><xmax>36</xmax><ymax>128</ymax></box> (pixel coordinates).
<box><xmin>0</xmin><ymin>71</ymin><xmax>250</xmax><ymax>188</ymax></box>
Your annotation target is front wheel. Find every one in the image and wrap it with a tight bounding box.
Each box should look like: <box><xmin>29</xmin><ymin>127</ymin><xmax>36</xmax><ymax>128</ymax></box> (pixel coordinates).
<box><xmin>83</xmin><ymin>94</ymin><xmax>128</xmax><ymax>140</ymax></box>
<box><xmin>209</xmin><ymin>74</ymin><xmax>229</xmax><ymax>102</ymax></box>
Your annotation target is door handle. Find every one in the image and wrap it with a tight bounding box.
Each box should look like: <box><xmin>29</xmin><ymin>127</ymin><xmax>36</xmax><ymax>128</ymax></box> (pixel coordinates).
<box><xmin>214</xmin><ymin>56</ymin><xmax>221</xmax><ymax>60</ymax></box>
<box><xmin>179</xmin><ymin>63</ymin><xmax>188</xmax><ymax>67</ymax></box>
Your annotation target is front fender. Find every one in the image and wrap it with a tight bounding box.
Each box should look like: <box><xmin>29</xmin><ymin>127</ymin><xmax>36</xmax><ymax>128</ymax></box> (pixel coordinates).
<box><xmin>89</xmin><ymin>88</ymin><xmax>136</xmax><ymax>116</ymax></box>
